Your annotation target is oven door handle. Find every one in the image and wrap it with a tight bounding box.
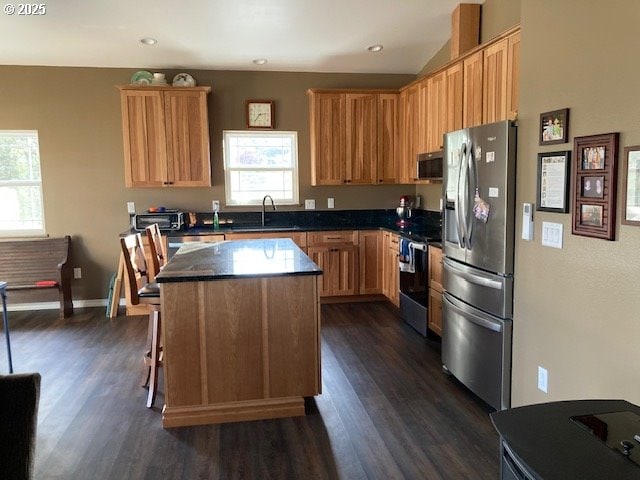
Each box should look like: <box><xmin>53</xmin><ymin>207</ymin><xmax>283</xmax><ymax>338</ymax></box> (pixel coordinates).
<box><xmin>408</xmin><ymin>241</ymin><xmax>427</xmax><ymax>252</ymax></box>
<box><xmin>443</xmin><ymin>258</ymin><xmax>503</xmax><ymax>290</ymax></box>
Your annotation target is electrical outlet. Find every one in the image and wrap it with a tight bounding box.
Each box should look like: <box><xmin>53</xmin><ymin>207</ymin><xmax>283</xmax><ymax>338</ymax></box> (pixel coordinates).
<box><xmin>73</xmin><ymin>268</ymin><xmax>82</xmax><ymax>280</ymax></box>
<box><xmin>127</xmin><ymin>202</ymin><xmax>135</xmax><ymax>214</ymax></box>
<box><xmin>327</xmin><ymin>197</ymin><xmax>335</xmax><ymax>209</ymax></box>
<box><xmin>305</xmin><ymin>199</ymin><xmax>316</xmax><ymax>210</ymax></box>
<box><xmin>538</xmin><ymin>366</ymin><xmax>548</xmax><ymax>393</ymax></box>
<box><xmin>212</xmin><ymin>200</ymin><xmax>220</xmax><ymax>212</ymax></box>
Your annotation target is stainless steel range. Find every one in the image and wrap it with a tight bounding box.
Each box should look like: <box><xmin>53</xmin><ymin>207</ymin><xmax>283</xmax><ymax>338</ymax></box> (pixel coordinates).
<box><xmin>399</xmin><ymin>237</ymin><xmax>429</xmax><ymax>337</ymax></box>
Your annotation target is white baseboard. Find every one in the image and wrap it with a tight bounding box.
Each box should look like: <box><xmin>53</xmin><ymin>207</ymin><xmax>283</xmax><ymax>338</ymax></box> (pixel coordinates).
<box><xmin>5</xmin><ymin>299</ymin><xmax>125</xmax><ymax>312</ymax></box>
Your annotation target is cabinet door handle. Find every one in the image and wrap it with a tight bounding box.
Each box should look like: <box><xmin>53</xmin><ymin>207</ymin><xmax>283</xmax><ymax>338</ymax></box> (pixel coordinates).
<box><xmin>326</xmin><ymin>236</ymin><xmax>341</xmax><ymax>240</ymax></box>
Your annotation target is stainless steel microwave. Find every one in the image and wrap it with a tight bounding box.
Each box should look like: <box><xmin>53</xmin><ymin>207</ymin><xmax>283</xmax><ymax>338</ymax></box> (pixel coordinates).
<box><xmin>133</xmin><ymin>212</ymin><xmax>184</xmax><ymax>232</ymax></box>
<box><xmin>416</xmin><ymin>151</ymin><xmax>443</xmax><ymax>180</ymax></box>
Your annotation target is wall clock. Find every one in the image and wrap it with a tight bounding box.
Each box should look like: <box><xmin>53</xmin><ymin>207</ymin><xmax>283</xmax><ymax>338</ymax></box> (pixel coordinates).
<box><xmin>246</xmin><ymin>100</ymin><xmax>275</xmax><ymax>129</ymax></box>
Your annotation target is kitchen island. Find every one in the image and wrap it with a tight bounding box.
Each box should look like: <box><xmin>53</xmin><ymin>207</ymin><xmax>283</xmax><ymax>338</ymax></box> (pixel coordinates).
<box><xmin>155</xmin><ymin>238</ymin><xmax>322</xmax><ymax>428</ymax></box>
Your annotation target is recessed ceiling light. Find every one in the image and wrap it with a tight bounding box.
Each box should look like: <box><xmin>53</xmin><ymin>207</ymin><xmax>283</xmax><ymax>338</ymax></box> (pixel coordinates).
<box><xmin>367</xmin><ymin>44</ymin><xmax>383</xmax><ymax>52</ymax></box>
<box><xmin>253</xmin><ymin>58</ymin><xmax>268</xmax><ymax>65</ymax></box>
<box><xmin>140</xmin><ymin>37</ymin><xmax>157</xmax><ymax>46</ymax></box>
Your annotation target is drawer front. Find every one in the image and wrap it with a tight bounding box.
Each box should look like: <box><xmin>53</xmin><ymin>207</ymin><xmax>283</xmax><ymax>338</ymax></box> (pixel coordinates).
<box><xmin>225</xmin><ymin>232</ymin><xmax>307</xmax><ymax>248</ymax></box>
<box><xmin>307</xmin><ymin>230</ymin><xmax>357</xmax><ymax>246</ymax></box>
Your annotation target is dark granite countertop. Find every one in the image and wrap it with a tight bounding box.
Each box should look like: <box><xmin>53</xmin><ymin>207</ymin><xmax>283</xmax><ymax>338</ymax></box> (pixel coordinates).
<box><xmin>491</xmin><ymin>399</ymin><xmax>640</xmax><ymax>480</ymax></box>
<box><xmin>155</xmin><ymin>238</ymin><xmax>321</xmax><ymax>283</ymax></box>
<box><xmin>123</xmin><ymin>209</ymin><xmax>442</xmax><ymax>244</ymax></box>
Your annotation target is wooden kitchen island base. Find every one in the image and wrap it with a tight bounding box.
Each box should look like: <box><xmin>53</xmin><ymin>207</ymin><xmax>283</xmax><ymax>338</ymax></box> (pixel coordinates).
<box><xmin>156</xmin><ymin>239</ymin><xmax>322</xmax><ymax>428</ymax></box>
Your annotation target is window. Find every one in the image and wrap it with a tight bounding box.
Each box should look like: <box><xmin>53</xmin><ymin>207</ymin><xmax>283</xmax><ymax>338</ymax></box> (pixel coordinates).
<box><xmin>223</xmin><ymin>130</ymin><xmax>299</xmax><ymax>206</ymax></box>
<box><xmin>0</xmin><ymin>131</ymin><xmax>45</xmax><ymax>235</ymax></box>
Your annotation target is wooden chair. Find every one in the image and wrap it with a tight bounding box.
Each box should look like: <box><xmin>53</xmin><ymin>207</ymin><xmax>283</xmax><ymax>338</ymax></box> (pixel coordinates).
<box><xmin>145</xmin><ymin>224</ymin><xmax>167</xmax><ymax>280</ymax></box>
<box><xmin>120</xmin><ymin>233</ymin><xmax>162</xmax><ymax>409</ymax></box>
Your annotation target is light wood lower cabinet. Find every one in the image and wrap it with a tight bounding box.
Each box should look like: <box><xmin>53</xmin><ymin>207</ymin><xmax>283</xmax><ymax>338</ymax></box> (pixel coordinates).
<box><xmin>382</xmin><ymin>231</ymin><xmax>400</xmax><ymax>307</ymax></box>
<box><xmin>358</xmin><ymin>230</ymin><xmax>383</xmax><ymax>294</ymax></box>
<box><xmin>307</xmin><ymin>231</ymin><xmax>358</xmax><ymax>297</ymax></box>
<box><xmin>428</xmin><ymin>245</ymin><xmax>443</xmax><ymax>336</ymax></box>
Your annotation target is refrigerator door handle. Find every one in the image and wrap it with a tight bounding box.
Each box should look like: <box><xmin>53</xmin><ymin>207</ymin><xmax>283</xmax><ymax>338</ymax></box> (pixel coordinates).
<box><xmin>455</xmin><ymin>143</ymin><xmax>467</xmax><ymax>248</ymax></box>
<box><xmin>443</xmin><ymin>257</ymin><xmax>503</xmax><ymax>290</ymax></box>
<box><xmin>466</xmin><ymin>146</ymin><xmax>477</xmax><ymax>248</ymax></box>
<box><xmin>443</xmin><ymin>293</ymin><xmax>503</xmax><ymax>333</ymax></box>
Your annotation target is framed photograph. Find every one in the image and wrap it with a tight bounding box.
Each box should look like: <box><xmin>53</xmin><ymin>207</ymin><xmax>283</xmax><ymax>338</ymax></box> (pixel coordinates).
<box><xmin>580</xmin><ymin>204</ymin><xmax>603</xmax><ymax>227</ymax></box>
<box><xmin>536</xmin><ymin>151</ymin><xmax>571</xmax><ymax>213</ymax></box>
<box><xmin>539</xmin><ymin>108</ymin><xmax>569</xmax><ymax>145</ymax></box>
<box><xmin>582</xmin><ymin>146</ymin><xmax>605</xmax><ymax>170</ymax></box>
<box><xmin>572</xmin><ymin>132</ymin><xmax>619</xmax><ymax>240</ymax></box>
<box><xmin>581</xmin><ymin>176</ymin><xmax>604</xmax><ymax>198</ymax></box>
<box><xmin>621</xmin><ymin>145</ymin><xmax>640</xmax><ymax>226</ymax></box>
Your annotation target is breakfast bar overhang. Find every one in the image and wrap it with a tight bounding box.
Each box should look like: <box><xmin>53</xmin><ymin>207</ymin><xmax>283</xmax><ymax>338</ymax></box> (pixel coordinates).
<box><xmin>155</xmin><ymin>238</ymin><xmax>322</xmax><ymax>428</ymax></box>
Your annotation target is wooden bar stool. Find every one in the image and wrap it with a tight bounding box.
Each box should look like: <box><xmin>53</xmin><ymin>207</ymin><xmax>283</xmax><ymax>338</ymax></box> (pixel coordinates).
<box><xmin>145</xmin><ymin>224</ymin><xmax>167</xmax><ymax>279</ymax></box>
<box><xmin>0</xmin><ymin>282</ymin><xmax>13</xmax><ymax>373</ymax></box>
<box><xmin>120</xmin><ymin>234</ymin><xmax>162</xmax><ymax>408</ymax></box>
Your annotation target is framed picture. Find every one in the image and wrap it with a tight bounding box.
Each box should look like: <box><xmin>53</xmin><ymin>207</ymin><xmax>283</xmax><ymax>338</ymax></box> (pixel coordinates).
<box><xmin>536</xmin><ymin>151</ymin><xmax>571</xmax><ymax>213</ymax></box>
<box><xmin>581</xmin><ymin>176</ymin><xmax>604</xmax><ymax>198</ymax></box>
<box><xmin>621</xmin><ymin>145</ymin><xmax>640</xmax><ymax>226</ymax></box>
<box><xmin>572</xmin><ymin>132</ymin><xmax>619</xmax><ymax>240</ymax></box>
<box><xmin>539</xmin><ymin>108</ymin><xmax>569</xmax><ymax>145</ymax></box>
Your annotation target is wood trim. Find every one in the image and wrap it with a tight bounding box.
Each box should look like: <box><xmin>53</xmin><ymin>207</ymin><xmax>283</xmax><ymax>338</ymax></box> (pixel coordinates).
<box><xmin>117</xmin><ymin>85</ymin><xmax>212</xmax><ymax>93</ymax></box>
<box><xmin>162</xmin><ymin>397</ymin><xmax>305</xmax><ymax>428</ymax></box>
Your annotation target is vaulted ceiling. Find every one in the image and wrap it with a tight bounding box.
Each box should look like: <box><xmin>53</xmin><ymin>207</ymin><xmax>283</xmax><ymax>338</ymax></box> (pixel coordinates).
<box><xmin>0</xmin><ymin>0</ymin><xmax>481</xmax><ymax>74</ymax></box>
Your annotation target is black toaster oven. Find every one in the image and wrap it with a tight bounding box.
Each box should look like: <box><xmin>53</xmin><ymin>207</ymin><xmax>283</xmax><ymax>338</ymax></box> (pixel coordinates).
<box><xmin>133</xmin><ymin>212</ymin><xmax>184</xmax><ymax>232</ymax></box>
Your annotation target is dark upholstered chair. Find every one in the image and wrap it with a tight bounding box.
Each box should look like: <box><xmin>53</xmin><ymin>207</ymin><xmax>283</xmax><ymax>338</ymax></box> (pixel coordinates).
<box><xmin>120</xmin><ymin>233</ymin><xmax>162</xmax><ymax>408</ymax></box>
<box><xmin>0</xmin><ymin>372</ymin><xmax>41</xmax><ymax>480</ymax></box>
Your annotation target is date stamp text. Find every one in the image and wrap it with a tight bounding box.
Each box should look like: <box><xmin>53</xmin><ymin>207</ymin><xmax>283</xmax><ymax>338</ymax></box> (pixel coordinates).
<box><xmin>4</xmin><ymin>4</ymin><xmax>47</xmax><ymax>15</ymax></box>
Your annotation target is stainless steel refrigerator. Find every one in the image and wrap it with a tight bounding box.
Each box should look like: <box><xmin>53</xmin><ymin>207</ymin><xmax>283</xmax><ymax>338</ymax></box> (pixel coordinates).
<box><xmin>441</xmin><ymin>120</ymin><xmax>516</xmax><ymax>411</ymax></box>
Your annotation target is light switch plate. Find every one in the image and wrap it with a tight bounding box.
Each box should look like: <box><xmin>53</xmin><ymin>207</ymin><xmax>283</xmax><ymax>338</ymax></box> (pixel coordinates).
<box><xmin>305</xmin><ymin>199</ymin><xmax>316</xmax><ymax>210</ymax></box>
<box><xmin>127</xmin><ymin>202</ymin><xmax>135</xmax><ymax>214</ymax></box>
<box><xmin>541</xmin><ymin>222</ymin><xmax>563</xmax><ymax>249</ymax></box>
<box><xmin>212</xmin><ymin>200</ymin><xmax>220</xmax><ymax>212</ymax></box>
<box><xmin>327</xmin><ymin>197</ymin><xmax>335</xmax><ymax>209</ymax></box>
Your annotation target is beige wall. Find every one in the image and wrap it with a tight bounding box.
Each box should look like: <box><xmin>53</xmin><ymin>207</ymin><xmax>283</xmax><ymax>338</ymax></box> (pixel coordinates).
<box><xmin>0</xmin><ymin>67</ymin><xmax>414</xmax><ymax>300</ymax></box>
<box><xmin>513</xmin><ymin>0</ymin><xmax>640</xmax><ymax>406</ymax></box>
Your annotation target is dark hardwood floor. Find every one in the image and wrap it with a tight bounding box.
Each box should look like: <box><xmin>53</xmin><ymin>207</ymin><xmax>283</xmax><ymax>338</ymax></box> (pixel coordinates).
<box><xmin>1</xmin><ymin>302</ymin><xmax>499</xmax><ymax>479</ymax></box>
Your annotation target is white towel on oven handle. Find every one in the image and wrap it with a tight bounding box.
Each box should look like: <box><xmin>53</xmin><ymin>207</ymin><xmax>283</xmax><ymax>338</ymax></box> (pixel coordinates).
<box><xmin>398</xmin><ymin>238</ymin><xmax>415</xmax><ymax>273</ymax></box>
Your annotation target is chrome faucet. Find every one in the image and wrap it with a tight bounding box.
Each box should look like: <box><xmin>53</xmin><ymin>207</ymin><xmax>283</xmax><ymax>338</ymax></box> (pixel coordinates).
<box><xmin>261</xmin><ymin>195</ymin><xmax>277</xmax><ymax>226</ymax></box>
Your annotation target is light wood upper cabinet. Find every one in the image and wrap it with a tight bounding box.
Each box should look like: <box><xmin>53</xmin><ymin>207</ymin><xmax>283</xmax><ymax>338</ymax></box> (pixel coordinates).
<box><xmin>399</xmin><ymin>84</ymin><xmax>420</xmax><ymax>184</ymax></box>
<box><xmin>417</xmin><ymin>79</ymin><xmax>430</xmax><ymax>154</ymax></box>
<box><xmin>377</xmin><ymin>93</ymin><xmax>400</xmax><ymax>184</ymax></box>
<box><xmin>309</xmin><ymin>91</ymin><xmax>346</xmax><ymax>186</ymax></box>
<box><xmin>427</xmin><ymin>71</ymin><xmax>446</xmax><ymax>152</ymax></box>
<box><xmin>482</xmin><ymin>30</ymin><xmax>520</xmax><ymax>124</ymax></box>
<box><xmin>445</xmin><ymin>62</ymin><xmax>464</xmax><ymax>136</ymax></box>
<box><xmin>345</xmin><ymin>93</ymin><xmax>378</xmax><ymax>184</ymax></box>
<box><xmin>482</xmin><ymin>38</ymin><xmax>509</xmax><ymax>124</ymax></box>
<box><xmin>463</xmin><ymin>50</ymin><xmax>484</xmax><ymax>128</ymax></box>
<box><xmin>118</xmin><ymin>86</ymin><xmax>211</xmax><ymax>188</ymax></box>
<box><xmin>309</xmin><ymin>89</ymin><xmax>399</xmax><ymax>186</ymax></box>
<box><xmin>506</xmin><ymin>31</ymin><xmax>521</xmax><ymax>121</ymax></box>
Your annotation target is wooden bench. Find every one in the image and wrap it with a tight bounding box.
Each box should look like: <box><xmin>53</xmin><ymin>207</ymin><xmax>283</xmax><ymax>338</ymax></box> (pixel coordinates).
<box><xmin>0</xmin><ymin>236</ymin><xmax>73</xmax><ymax>319</ymax></box>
